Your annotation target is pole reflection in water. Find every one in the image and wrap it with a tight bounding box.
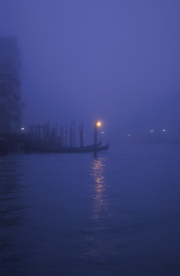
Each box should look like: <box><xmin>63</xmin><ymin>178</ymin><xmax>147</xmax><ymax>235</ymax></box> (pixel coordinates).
<box><xmin>90</xmin><ymin>157</ymin><xmax>109</xmax><ymax>222</ymax></box>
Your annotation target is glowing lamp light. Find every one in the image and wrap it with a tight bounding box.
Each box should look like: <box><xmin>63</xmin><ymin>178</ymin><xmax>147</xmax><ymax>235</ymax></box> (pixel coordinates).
<box><xmin>162</xmin><ymin>129</ymin><xmax>166</xmax><ymax>132</ymax></box>
<box><xmin>96</xmin><ymin>121</ymin><xmax>101</xmax><ymax>127</ymax></box>
<box><xmin>21</xmin><ymin>128</ymin><xmax>24</xmax><ymax>131</ymax></box>
<box><xmin>150</xmin><ymin>130</ymin><xmax>154</xmax><ymax>132</ymax></box>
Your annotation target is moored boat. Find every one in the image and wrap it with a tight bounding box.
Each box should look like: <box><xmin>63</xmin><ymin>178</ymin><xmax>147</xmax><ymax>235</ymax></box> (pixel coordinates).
<box><xmin>24</xmin><ymin>141</ymin><xmax>109</xmax><ymax>154</ymax></box>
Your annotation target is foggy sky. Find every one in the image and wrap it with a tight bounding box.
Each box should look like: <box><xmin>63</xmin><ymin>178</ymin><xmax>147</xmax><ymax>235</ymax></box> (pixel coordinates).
<box><xmin>1</xmin><ymin>0</ymin><xmax>180</xmax><ymax>141</ymax></box>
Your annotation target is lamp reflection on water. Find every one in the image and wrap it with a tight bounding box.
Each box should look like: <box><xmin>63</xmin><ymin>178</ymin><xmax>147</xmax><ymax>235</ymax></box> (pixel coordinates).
<box><xmin>82</xmin><ymin>157</ymin><xmax>117</xmax><ymax>264</ymax></box>
<box><xmin>90</xmin><ymin>157</ymin><xmax>109</xmax><ymax>222</ymax></box>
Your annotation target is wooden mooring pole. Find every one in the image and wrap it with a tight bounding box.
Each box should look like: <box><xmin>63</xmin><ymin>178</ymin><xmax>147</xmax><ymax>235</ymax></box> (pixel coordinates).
<box><xmin>94</xmin><ymin>120</ymin><xmax>97</xmax><ymax>158</ymax></box>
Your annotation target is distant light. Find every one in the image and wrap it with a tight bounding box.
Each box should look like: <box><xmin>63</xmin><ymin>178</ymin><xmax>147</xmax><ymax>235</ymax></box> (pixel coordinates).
<box><xmin>84</xmin><ymin>134</ymin><xmax>86</xmax><ymax>137</ymax></box>
<box><xmin>101</xmin><ymin>131</ymin><xmax>104</xmax><ymax>134</ymax></box>
<box><xmin>127</xmin><ymin>134</ymin><xmax>131</xmax><ymax>137</ymax></box>
<box><xmin>162</xmin><ymin>129</ymin><xmax>166</xmax><ymax>132</ymax></box>
<box><xmin>21</xmin><ymin>128</ymin><xmax>24</xmax><ymax>131</ymax></box>
<box><xmin>150</xmin><ymin>130</ymin><xmax>154</xmax><ymax>132</ymax></box>
<box><xmin>96</xmin><ymin>121</ymin><xmax>101</xmax><ymax>127</ymax></box>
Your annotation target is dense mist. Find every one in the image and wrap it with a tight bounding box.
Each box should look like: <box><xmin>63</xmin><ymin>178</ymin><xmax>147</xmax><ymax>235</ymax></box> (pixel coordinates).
<box><xmin>1</xmin><ymin>0</ymin><xmax>180</xmax><ymax>143</ymax></box>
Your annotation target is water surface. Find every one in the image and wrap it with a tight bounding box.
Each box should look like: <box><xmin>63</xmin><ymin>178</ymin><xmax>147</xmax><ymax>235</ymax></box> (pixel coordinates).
<box><xmin>1</xmin><ymin>143</ymin><xmax>180</xmax><ymax>275</ymax></box>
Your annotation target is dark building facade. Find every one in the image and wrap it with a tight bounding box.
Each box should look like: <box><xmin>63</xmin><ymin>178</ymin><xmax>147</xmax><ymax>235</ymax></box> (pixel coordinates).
<box><xmin>0</xmin><ymin>37</ymin><xmax>22</xmax><ymax>134</ymax></box>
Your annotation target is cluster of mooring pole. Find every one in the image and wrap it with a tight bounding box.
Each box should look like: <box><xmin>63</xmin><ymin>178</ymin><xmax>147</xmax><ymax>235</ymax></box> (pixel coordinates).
<box><xmin>28</xmin><ymin>122</ymin><xmax>83</xmax><ymax>148</ymax></box>
<box><xmin>94</xmin><ymin>120</ymin><xmax>101</xmax><ymax>158</ymax></box>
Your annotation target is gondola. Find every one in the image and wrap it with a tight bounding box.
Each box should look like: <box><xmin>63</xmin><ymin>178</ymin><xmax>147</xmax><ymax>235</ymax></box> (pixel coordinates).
<box><xmin>24</xmin><ymin>141</ymin><xmax>109</xmax><ymax>154</ymax></box>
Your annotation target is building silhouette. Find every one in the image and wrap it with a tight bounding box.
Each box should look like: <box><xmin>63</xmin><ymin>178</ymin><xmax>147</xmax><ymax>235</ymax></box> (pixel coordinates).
<box><xmin>0</xmin><ymin>37</ymin><xmax>22</xmax><ymax>135</ymax></box>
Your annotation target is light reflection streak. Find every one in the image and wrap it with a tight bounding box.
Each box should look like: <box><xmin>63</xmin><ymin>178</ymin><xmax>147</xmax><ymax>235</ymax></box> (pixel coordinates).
<box><xmin>82</xmin><ymin>158</ymin><xmax>117</xmax><ymax>263</ymax></box>
<box><xmin>90</xmin><ymin>157</ymin><xmax>109</xmax><ymax>221</ymax></box>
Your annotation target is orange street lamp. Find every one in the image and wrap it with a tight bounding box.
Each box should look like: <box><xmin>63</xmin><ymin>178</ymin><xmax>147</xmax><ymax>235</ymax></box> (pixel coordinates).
<box><xmin>96</xmin><ymin>121</ymin><xmax>101</xmax><ymax>127</ymax></box>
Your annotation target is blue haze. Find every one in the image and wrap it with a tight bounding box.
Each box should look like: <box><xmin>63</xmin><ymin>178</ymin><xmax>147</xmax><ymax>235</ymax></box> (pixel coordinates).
<box><xmin>1</xmin><ymin>2</ymin><xmax>180</xmax><ymax>275</ymax></box>
<box><xmin>0</xmin><ymin>0</ymin><xmax>180</xmax><ymax>142</ymax></box>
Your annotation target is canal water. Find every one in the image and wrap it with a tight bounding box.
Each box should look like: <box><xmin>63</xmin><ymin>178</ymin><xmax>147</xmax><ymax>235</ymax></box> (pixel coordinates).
<box><xmin>0</xmin><ymin>143</ymin><xmax>180</xmax><ymax>275</ymax></box>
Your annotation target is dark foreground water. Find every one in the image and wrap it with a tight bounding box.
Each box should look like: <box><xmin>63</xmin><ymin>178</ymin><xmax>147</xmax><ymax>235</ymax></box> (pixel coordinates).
<box><xmin>0</xmin><ymin>143</ymin><xmax>180</xmax><ymax>276</ymax></box>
